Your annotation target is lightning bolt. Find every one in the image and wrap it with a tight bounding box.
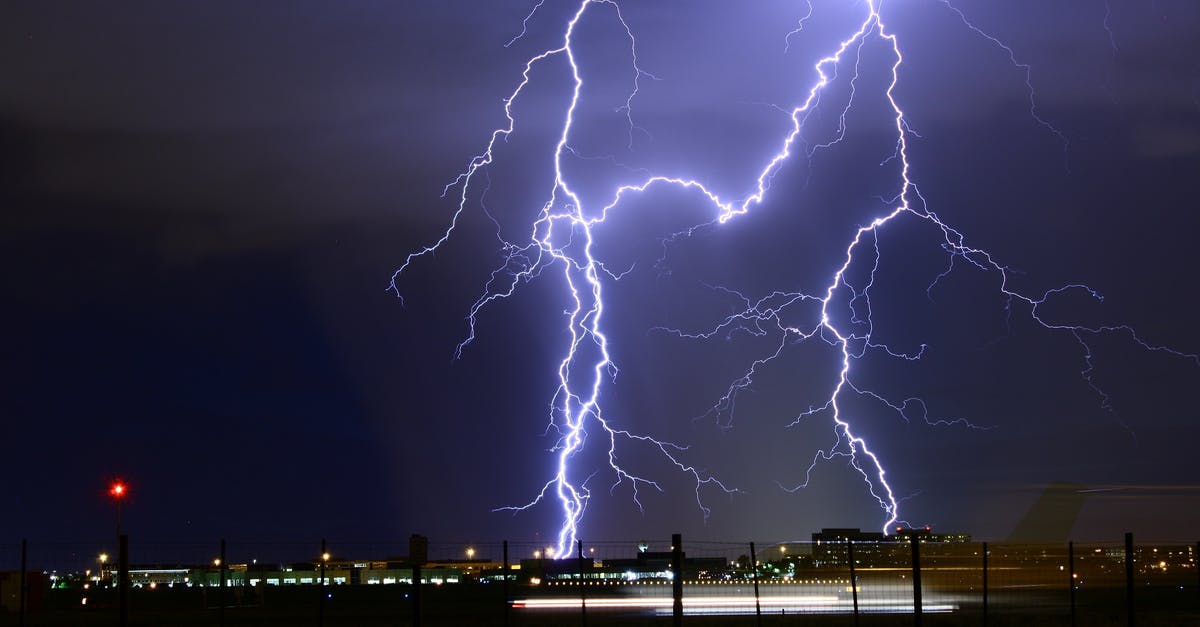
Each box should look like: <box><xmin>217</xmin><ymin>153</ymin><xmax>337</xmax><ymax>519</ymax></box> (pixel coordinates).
<box><xmin>392</xmin><ymin>0</ymin><xmax>1197</xmax><ymax>556</ymax></box>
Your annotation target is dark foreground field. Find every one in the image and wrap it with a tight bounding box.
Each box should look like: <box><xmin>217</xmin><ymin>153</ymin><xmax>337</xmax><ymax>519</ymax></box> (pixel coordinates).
<box><xmin>3</xmin><ymin>584</ymin><xmax>1199</xmax><ymax>627</ymax></box>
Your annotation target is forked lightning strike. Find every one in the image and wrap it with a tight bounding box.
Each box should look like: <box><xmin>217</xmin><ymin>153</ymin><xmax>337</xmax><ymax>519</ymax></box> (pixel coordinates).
<box><xmin>391</xmin><ymin>0</ymin><xmax>1197</xmax><ymax>558</ymax></box>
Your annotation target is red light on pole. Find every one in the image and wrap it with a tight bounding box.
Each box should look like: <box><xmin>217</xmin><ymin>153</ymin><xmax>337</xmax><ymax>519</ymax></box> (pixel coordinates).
<box><xmin>108</xmin><ymin>479</ymin><xmax>128</xmax><ymax>542</ymax></box>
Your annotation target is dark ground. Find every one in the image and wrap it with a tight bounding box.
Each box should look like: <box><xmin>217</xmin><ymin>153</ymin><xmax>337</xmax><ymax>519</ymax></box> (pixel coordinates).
<box><xmin>3</xmin><ymin>584</ymin><xmax>1198</xmax><ymax>626</ymax></box>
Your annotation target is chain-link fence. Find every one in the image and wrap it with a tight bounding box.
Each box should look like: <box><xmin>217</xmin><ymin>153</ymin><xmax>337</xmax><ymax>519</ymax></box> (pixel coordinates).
<box><xmin>1</xmin><ymin>534</ymin><xmax>1197</xmax><ymax>626</ymax></box>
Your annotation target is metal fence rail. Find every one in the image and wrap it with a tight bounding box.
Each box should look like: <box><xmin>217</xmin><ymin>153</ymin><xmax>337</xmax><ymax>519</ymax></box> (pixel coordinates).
<box><xmin>1</xmin><ymin>533</ymin><xmax>1197</xmax><ymax>626</ymax></box>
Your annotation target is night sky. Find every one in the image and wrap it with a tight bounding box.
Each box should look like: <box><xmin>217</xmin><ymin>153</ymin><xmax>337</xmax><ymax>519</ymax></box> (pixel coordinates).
<box><xmin>4</xmin><ymin>1</ymin><xmax>1200</xmax><ymax>547</ymax></box>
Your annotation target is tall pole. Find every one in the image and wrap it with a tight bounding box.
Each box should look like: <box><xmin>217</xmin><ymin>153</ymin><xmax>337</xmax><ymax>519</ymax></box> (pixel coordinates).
<box><xmin>18</xmin><ymin>539</ymin><xmax>26</xmax><ymax>627</ymax></box>
<box><xmin>847</xmin><ymin>539</ymin><xmax>859</xmax><ymax>627</ymax></box>
<box><xmin>982</xmin><ymin>541</ymin><xmax>989</xmax><ymax>627</ymax></box>
<box><xmin>1068</xmin><ymin>541</ymin><xmax>1076</xmax><ymax>627</ymax></box>
<box><xmin>319</xmin><ymin>538</ymin><xmax>327</xmax><ymax>627</ymax></box>
<box><xmin>118</xmin><ymin>534</ymin><xmax>129</xmax><ymax>627</ymax></box>
<box><xmin>749</xmin><ymin>542</ymin><xmax>761</xmax><ymax>626</ymax></box>
<box><xmin>671</xmin><ymin>533</ymin><xmax>683</xmax><ymax>627</ymax></box>
<box><xmin>910</xmin><ymin>532</ymin><xmax>922</xmax><ymax>627</ymax></box>
<box><xmin>502</xmin><ymin>541</ymin><xmax>510</xmax><ymax>627</ymax></box>
<box><xmin>241</xmin><ymin>549</ymin><xmax>249</xmax><ymax>607</ymax></box>
<box><xmin>1124</xmin><ymin>532</ymin><xmax>1135</xmax><ymax>627</ymax></box>
<box><xmin>109</xmin><ymin>480</ymin><xmax>127</xmax><ymax>577</ymax></box>
<box><xmin>577</xmin><ymin>539</ymin><xmax>586</xmax><ymax>626</ymax></box>
<box><xmin>219</xmin><ymin>539</ymin><xmax>227</xmax><ymax>627</ymax></box>
<box><xmin>412</xmin><ymin>564</ymin><xmax>421</xmax><ymax>627</ymax></box>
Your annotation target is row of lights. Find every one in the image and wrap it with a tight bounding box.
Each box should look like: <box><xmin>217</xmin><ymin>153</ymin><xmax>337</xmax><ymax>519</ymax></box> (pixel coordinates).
<box><xmin>95</xmin><ymin>553</ymin><xmax>331</xmax><ymax>570</ymax></box>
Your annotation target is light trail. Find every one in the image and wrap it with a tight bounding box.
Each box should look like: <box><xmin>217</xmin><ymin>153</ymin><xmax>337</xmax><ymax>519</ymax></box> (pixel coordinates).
<box><xmin>513</xmin><ymin>593</ymin><xmax>955</xmax><ymax>615</ymax></box>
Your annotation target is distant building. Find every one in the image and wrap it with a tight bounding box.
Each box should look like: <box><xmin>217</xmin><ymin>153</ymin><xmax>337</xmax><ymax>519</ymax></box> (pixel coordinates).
<box><xmin>519</xmin><ymin>548</ymin><xmax>725</xmax><ymax>583</ymax></box>
<box><xmin>927</xmin><ymin>532</ymin><xmax>971</xmax><ymax>543</ymax></box>
<box><xmin>811</xmin><ymin>527</ymin><xmax>971</xmax><ymax>568</ymax></box>
<box><xmin>889</xmin><ymin>526</ymin><xmax>971</xmax><ymax>544</ymax></box>
<box><xmin>812</xmin><ymin>528</ymin><xmax>889</xmax><ymax>568</ymax></box>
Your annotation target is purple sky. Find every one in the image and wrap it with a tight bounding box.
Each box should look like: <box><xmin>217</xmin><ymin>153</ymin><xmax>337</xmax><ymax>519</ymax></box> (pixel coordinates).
<box><xmin>3</xmin><ymin>1</ymin><xmax>1200</xmax><ymax>547</ymax></box>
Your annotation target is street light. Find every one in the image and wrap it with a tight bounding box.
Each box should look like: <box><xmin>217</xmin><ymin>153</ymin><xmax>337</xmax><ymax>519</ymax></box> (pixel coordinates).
<box><xmin>466</xmin><ymin>547</ymin><xmax>475</xmax><ymax>560</ymax></box>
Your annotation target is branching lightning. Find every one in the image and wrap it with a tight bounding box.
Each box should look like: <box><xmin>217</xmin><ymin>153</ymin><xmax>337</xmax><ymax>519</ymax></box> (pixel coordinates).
<box><xmin>392</xmin><ymin>0</ymin><xmax>1198</xmax><ymax>557</ymax></box>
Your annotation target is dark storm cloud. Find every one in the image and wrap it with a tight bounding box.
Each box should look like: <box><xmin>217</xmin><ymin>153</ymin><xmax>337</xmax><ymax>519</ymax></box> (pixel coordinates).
<box><xmin>0</xmin><ymin>2</ymin><xmax>539</xmax><ymax>258</ymax></box>
<box><xmin>1133</xmin><ymin>120</ymin><xmax>1200</xmax><ymax>158</ymax></box>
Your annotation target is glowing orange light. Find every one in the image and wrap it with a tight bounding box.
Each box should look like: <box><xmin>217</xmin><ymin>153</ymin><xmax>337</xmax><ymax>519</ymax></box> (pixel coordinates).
<box><xmin>109</xmin><ymin>481</ymin><xmax>128</xmax><ymax>499</ymax></box>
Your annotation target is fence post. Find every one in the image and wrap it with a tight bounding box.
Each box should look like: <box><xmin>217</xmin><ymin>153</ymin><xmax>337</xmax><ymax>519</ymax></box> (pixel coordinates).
<box><xmin>412</xmin><ymin>562</ymin><xmax>421</xmax><ymax>627</ymax></box>
<box><xmin>671</xmin><ymin>533</ymin><xmax>683</xmax><ymax>626</ymax></box>
<box><xmin>319</xmin><ymin>538</ymin><xmax>326</xmax><ymax>627</ymax></box>
<box><xmin>410</xmin><ymin>534</ymin><xmax>426</xmax><ymax>627</ymax></box>
<box><xmin>241</xmin><ymin>544</ymin><xmax>249</xmax><ymax>607</ymax></box>
<box><xmin>258</xmin><ymin>560</ymin><xmax>266</xmax><ymax>607</ymax></box>
<box><xmin>578</xmin><ymin>539</ymin><xmax>586</xmax><ymax>625</ymax></box>
<box><xmin>412</xmin><ymin>552</ymin><xmax>422</xmax><ymax>619</ymax></box>
<box><xmin>910</xmin><ymin>532</ymin><xmax>922</xmax><ymax>627</ymax></box>
<box><xmin>502</xmin><ymin>540</ymin><xmax>510</xmax><ymax>627</ymax></box>
<box><xmin>18</xmin><ymin>539</ymin><xmax>26</xmax><ymax>627</ymax></box>
<box><xmin>1124</xmin><ymin>532</ymin><xmax>1134</xmax><ymax>627</ymax></box>
<box><xmin>118</xmin><ymin>534</ymin><xmax>129</xmax><ymax>627</ymax></box>
<box><xmin>242</xmin><ymin>546</ymin><xmax>250</xmax><ymax>601</ymax></box>
<box><xmin>1068</xmin><ymin>540</ymin><xmax>1076</xmax><ymax>627</ymax></box>
<box><xmin>981</xmin><ymin>541</ymin><xmax>988</xmax><ymax>627</ymax></box>
<box><xmin>749</xmin><ymin>542</ymin><xmax>761</xmax><ymax>625</ymax></box>
<box><xmin>847</xmin><ymin>539</ymin><xmax>859</xmax><ymax>626</ymax></box>
<box><xmin>219</xmin><ymin>538</ymin><xmax>227</xmax><ymax>627</ymax></box>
